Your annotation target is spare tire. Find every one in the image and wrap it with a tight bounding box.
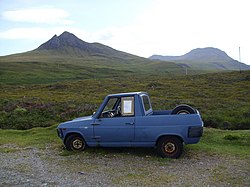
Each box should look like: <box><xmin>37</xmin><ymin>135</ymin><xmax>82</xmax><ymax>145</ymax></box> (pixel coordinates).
<box><xmin>171</xmin><ymin>104</ymin><xmax>196</xmax><ymax>115</ymax></box>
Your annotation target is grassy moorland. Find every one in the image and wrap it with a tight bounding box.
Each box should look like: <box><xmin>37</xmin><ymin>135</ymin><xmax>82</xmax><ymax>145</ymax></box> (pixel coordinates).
<box><xmin>0</xmin><ymin>70</ymin><xmax>249</xmax><ymax>130</ymax></box>
<box><xmin>0</xmin><ymin>53</ymin><xmax>188</xmax><ymax>85</ymax></box>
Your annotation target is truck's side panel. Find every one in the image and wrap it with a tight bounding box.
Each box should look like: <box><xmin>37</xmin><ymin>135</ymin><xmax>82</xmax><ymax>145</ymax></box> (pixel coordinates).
<box><xmin>135</xmin><ymin>114</ymin><xmax>203</xmax><ymax>144</ymax></box>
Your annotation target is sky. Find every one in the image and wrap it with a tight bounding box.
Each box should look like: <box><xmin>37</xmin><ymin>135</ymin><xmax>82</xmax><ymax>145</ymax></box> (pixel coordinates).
<box><xmin>0</xmin><ymin>0</ymin><xmax>249</xmax><ymax>65</ymax></box>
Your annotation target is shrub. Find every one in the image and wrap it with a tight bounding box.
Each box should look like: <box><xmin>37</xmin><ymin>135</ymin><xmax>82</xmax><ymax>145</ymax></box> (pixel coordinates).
<box><xmin>223</xmin><ymin>134</ymin><xmax>241</xmax><ymax>141</ymax></box>
<box><xmin>14</xmin><ymin>106</ymin><xmax>27</xmax><ymax>114</ymax></box>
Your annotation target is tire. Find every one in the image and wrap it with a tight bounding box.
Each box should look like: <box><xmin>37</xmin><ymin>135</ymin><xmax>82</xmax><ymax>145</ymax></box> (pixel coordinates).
<box><xmin>171</xmin><ymin>105</ymin><xmax>196</xmax><ymax>115</ymax></box>
<box><xmin>65</xmin><ymin>134</ymin><xmax>86</xmax><ymax>152</ymax></box>
<box><xmin>157</xmin><ymin>136</ymin><xmax>183</xmax><ymax>158</ymax></box>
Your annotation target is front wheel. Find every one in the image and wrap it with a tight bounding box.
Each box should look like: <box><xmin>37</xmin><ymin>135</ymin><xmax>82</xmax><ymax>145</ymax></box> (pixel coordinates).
<box><xmin>157</xmin><ymin>136</ymin><xmax>183</xmax><ymax>158</ymax></box>
<box><xmin>65</xmin><ymin>134</ymin><xmax>86</xmax><ymax>152</ymax></box>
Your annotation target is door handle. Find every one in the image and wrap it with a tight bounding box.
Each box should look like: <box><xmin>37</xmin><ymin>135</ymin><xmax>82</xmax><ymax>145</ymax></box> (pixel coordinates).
<box><xmin>125</xmin><ymin>122</ymin><xmax>135</xmax><ymax>125</ymax></box>
<box><xmin>91</xmin><ymin>123</ymin><xmax>100</xmax><ymax>126</ymax></box>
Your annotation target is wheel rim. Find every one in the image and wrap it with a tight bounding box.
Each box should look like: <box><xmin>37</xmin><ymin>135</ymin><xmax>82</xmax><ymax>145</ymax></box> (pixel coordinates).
<box><xmin>177</xmin><ymin>110</ymin><xmax>189</xmax><ymax>114</ymax></box>
<box><xmin>164</xmin><ymin>142</ymin><xmax>176</xmax><ymax>153</ymax></box>
<box><xmin>72</xmin><ymin>139</ymin><xmax>83</xmax><ymax>149</ymax></box>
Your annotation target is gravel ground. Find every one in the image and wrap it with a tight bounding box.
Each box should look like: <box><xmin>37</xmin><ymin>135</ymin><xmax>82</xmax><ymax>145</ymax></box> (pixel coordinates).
<box><xmin>0</xmin><ymin>145</ymin><xmax>249</xmax><ymax>187</ymax></box>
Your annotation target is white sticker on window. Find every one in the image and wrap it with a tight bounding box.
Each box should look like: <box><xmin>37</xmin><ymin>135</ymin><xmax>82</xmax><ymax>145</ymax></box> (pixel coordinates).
<box><xmin>124</xmin><ymin>100</ymin><xmax>132</xmax><ymax>113</ymax></box>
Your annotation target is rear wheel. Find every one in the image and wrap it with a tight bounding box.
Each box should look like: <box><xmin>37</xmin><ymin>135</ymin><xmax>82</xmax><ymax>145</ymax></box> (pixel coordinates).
<box><xmin>65</xmin><ymin>134</ymin><xmax>86</xmax><ymax>151</ymax></box>
<box><xmin>157</xmin><ymin>136</ymin><xmax>183</xmax><ymax>158</ymax></box>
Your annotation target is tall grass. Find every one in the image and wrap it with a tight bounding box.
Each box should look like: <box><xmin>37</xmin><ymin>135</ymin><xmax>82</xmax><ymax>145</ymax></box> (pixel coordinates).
<box><xmin>0</xmin><ymin>71</ymin><xmax>249</xmax><ymax>130</ymax></box>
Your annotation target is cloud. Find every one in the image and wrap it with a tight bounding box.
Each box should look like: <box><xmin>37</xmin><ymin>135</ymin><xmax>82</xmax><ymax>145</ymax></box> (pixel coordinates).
<box><xmin>2</xmin><ymin>7</ymin><xmax>73</xmax><ymax>24</ymax></box>
<box><xmin>0</xmin><ymin>28</ymin><xmax>50</xmax><ymax>39</ymax></box>
<box><xmin>0</xmin><ymin>27</ymin><xmax>94</xmax><ymax>41</ymax></box>
<box><xmin>0</xmin><ymin>27</ymin><xmax>67</xmax><ymax>40</ymax></box>
<box><xmin>91</xmin><ymin>0</ymin><xmax>250</xmax><ymax>62</ymax></box>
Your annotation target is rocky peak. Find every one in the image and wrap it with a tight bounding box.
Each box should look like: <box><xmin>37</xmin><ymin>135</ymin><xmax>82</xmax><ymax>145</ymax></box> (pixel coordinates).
<box><xmin>37</xmin><ymin>31</ymin><xmax>88</xmax><ymax>50</ymax></box>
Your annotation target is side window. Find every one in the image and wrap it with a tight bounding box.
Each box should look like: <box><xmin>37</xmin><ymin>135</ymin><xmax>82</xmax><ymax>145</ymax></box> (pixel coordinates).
<box><xmin>142</xmin><ymin>95</ymin><xmax>152</xmax><ymax>113</ymax></box>
<box><xmin>121</xmin><ymin>97</ymin><xmax>134</xmax><ymax>116</ymax></box>
<box><xmin>103</xmin><ymin>97</ymin><xmax>118</xmax><ymax>112</ymax></box>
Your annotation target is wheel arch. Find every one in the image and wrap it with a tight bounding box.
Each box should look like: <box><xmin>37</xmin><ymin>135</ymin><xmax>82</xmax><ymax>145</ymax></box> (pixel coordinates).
<box><xmin>155</xmin><ymin>134</ymin><xmax>184</xmax><ymax>147</ymax></box>
<box><xmin>63</xmin><ymin>132</ymin><xmax>86</xmax><ymax>145</ymax></box>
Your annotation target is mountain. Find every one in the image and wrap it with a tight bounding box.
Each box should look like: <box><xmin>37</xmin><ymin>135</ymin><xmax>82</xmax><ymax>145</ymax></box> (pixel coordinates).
<box><xmin>149</xmin><ymin>47</ymin><xmax>250</xmax><ymax>71</ymax></box>
<box><xmin>0</xmin><ymin>31</ymin><xmax>184</xmax><ymax>84</ymax></box>
<box><xmin>36</xmin><ymin>31</ymin><xmax>134</xmax><ymax>59</ymax></box>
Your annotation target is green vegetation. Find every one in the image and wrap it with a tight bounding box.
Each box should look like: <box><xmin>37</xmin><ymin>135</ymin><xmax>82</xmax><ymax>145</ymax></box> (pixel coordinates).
<box><xmin>187</xmin><ymin>128</ymin><xmax>250</xmax><ymax>158</ymax></box>
<box><xmin>0</xmin><ymin>124</ymin><xmax>60</xmax><ymax>152</ymax></box>
<box><xmin>0</xmin><ymin>53</ymin><xmax>186</xmax><ymax>84</ymax></box>
<box><xmin>0</xmin><ymin>70</ymin><xmax>249</xmax><ymax>130</ymax></box>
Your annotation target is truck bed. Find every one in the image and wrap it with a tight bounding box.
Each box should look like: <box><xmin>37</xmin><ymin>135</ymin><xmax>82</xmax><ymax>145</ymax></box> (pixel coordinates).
<box><xmin>152</xmin><ymin>110</ymin><xmax>172</xmax><ymax>115</ymax></box>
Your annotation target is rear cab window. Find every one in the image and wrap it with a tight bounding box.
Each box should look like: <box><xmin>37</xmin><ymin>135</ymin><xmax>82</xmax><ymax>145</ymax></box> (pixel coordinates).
<box><xmin>141</xmin><ymin>94</ymin><xmax>152</xmax><ymax>115</ymax></box>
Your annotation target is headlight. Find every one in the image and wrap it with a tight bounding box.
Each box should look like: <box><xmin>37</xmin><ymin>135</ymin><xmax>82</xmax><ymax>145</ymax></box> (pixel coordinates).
<box><xmin>57</xmin><ymin>128</ymin><xmax>63</xmax><ymax>138</ymax></box>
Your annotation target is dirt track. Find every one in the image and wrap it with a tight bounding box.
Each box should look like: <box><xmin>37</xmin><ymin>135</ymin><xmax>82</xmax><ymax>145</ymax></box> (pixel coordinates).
<box><xmin>0</xmin><ymin>145</ymin><xmax>249</xmax><ymax>187</ymax></box>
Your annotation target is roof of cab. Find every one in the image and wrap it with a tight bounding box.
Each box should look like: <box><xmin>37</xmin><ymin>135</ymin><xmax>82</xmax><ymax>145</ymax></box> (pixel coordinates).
<box><xmin>107</xmin><ymin>92</ymin><xmax>148</xmax><ymax>97</ymax></box>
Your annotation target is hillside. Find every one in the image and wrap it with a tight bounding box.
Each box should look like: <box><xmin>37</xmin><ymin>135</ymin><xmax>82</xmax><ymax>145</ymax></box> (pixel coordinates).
<box><xmin>0</xmin><ymin>31</ymin><xmax>184</xmax><ymax>84</ymax></box>
<box><xmin>150</xmin><ymin>47</ymin><xmax>250</xmax><ymax>71</ymax></box>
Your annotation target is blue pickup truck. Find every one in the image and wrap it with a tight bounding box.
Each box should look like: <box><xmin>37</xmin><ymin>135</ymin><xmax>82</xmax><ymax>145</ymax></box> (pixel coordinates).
<box><xmin>57</xmin><ymin>92</ymin><xmax>203</xmax><ymax>158</ymax></box>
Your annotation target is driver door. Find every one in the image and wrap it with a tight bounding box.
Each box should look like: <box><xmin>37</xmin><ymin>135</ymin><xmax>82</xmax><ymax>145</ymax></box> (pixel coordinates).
<box><xmin>92</xmin><ymin>96</ymin><xmax>135</xmax><ymax>145</ymax></box>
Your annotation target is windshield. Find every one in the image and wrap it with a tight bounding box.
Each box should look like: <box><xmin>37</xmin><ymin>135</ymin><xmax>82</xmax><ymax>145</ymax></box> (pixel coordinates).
<box><xmin>103</xmin><ymin>97</ymin><xmax>119</xmax><ymax>112</ymax></box>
